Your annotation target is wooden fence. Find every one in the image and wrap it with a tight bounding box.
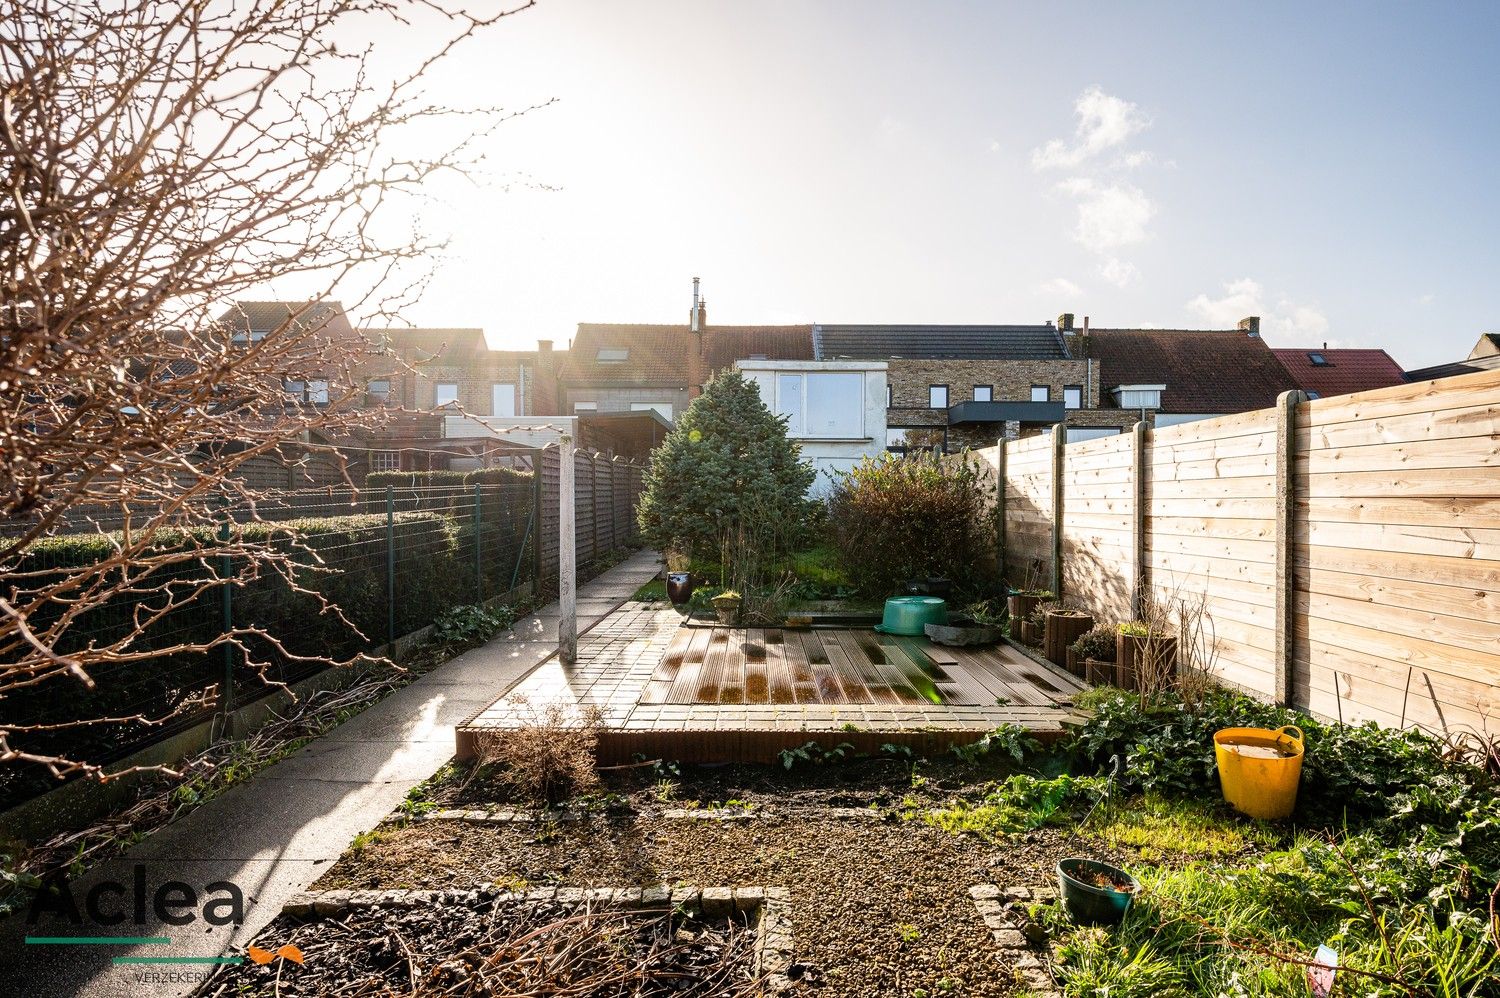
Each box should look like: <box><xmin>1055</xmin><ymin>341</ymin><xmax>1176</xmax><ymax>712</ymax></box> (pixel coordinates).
<box><xmin>979</xmin><ymin>366</ymin><xmax>1500</xmax><ymax>736</ymax></box>
<box><xmin>538</xmin><ymin>445</ymin><xmax>647</xmax><ymax>585</ymax></box>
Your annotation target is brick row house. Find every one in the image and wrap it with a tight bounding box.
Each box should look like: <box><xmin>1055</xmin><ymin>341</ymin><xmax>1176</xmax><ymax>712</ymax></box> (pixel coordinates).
<box><xmin>223</xmin><ymin>285</ymin><xmax>1427</xmax><ymax>482</ymax></box>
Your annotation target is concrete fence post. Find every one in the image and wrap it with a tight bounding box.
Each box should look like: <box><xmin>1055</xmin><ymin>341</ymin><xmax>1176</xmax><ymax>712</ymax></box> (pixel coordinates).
<box><xmin>559</xmin><ymin>432</ymin><xmax>577</xmax><ymax>665</ymax></box>
<box><xmin>995</xmin><ymin>437</ymin><xmax>1007</xmax><ymax>592</ymax></box>
<box><xmin>1273</xmin><ymin>390</ymin><xmax>1307</xmax><ymax>705</ymax></box>
<box><xmin>1050</xmin><ymin>424</ymin><xmax>1065</xmax><ymax>601</ymax></box>
<box><xmin>1131</xmin><ymin>420</ymin><xmax>1149</xmax><ymax>619</ymax></box>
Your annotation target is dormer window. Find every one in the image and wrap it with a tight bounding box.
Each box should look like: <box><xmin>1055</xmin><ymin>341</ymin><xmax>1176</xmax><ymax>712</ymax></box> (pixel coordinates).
<box><xmin>596</xmin><ymin>348</ymin><xmax>629</xmax><ymax>363</ymax></box>
<box><xmin>1113</xmin><ymin>384</ymin><xmax>1165</xmax><ymax>409</ymax></box>
<box><xmin>1308</xmin><ymin>352</ymin><xmax>1328</xmax><ymax>366</ymax></box>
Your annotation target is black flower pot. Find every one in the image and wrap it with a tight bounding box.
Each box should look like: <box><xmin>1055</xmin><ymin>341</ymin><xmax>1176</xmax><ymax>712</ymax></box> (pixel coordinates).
<box><xmin>666</xmin><ymin>572</ymin><xmax>695</xmax><ymax>605</ymax></box>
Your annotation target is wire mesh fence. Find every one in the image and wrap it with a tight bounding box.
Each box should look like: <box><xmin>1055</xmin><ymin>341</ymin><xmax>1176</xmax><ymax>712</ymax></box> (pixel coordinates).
<box><xmin>0</xmin><ymin>476</ymin><xmax>540</xmax><ymax>811</ymax></box>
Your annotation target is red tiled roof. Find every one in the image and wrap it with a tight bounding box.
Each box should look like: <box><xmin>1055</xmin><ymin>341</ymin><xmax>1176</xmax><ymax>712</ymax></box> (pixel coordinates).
<box><xmin>702</xmin><ymin>325</ymin><xmax>813</xmax><ymax>373</ymax></box>
<box><xmin>564</xmin><ymin>324</ymin><xmax>694</xmax><ymax>387</ymax></box>
<box><xmin>1089</xmin><ymin>328</ymin><xmax>1299</xmax><ymax>413</ymax></box>
<box><xmin>1270</xmin><ymin>348</ymin><xmax>1408</xmax><ymax>399</ymax></box>
<box><xmin>563</xmin><ymin>323</ymin><xmax>812</xmax><ymax>387</ymax></box>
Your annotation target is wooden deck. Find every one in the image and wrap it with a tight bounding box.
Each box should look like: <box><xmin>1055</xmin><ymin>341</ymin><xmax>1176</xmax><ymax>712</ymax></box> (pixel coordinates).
<box><xmin>640</xmin><ymin>625</ymin><xmax>1083</xmax><ymax>708</ymax></box>
<box><xmin>457</xmin><ymin>605</ymin><xmax>1090</xmax><ymax>765</ymax></box>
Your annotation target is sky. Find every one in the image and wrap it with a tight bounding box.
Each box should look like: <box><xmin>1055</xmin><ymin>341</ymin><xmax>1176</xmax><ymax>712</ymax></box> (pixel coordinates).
<box><xmin>309</xmin><ymin>1</ymin><xmax>1500</xmax><ymax>369</ymax></box>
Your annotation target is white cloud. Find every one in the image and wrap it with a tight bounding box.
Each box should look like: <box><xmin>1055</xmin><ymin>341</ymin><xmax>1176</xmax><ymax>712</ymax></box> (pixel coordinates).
<box><xmin>1056</xmin><ymin>178</ymin><xmax>1155</xmax><ymax>250</ymax></box>
<box><xmin>1032</xmin><ymin>86</ymin><xmax>1150</xmax><ymax>171</ymax></box>
<box><xmin>1099</xmin><ymin>257</ymin><xmax>1139</xmax><ymax>288</ymax></box>
<box><xmin>1416</xmin><ymin>292</ymin><xmax>1435</xmax><ymax>306</ymax></box>
<box><xmin>1038</xmin><ymin>277</ymin><xmax>1083</xmax><ymax>297</ymax></box>
<box><xmin>1186</xmin><ymin>278</ymin><xmax>1331</xmax><ymax>344</ymax></box>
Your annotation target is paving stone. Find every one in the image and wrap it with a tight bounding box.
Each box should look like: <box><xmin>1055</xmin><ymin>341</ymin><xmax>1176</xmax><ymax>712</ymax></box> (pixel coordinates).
<box><xmin>969</xmin><ymin>883</ymin><xmax>1002</xmax><ymax>900</ymax></box>
<box><xmin>1003</xmin><ymin>885</ymin><xmax>1033</xmax><ymax>901</ymax></box>
<box><xmin>733</xmin><ymin>887</ymin><xmax>765</xmax><ymax>914</ymax></box>
<box><xmin>991</xmin><ymin>928</ymin><xmax>1029</xmax><ymax>949</ymax></box>
<box><xmin>700</xmin><ymin>887</ymin><xmax>735</xmax><ymax>917</ymax></box>
<box><xmin>640</xmin><ymin>886</ymin><xmax>670</xmax><ymax>907</ymax></box>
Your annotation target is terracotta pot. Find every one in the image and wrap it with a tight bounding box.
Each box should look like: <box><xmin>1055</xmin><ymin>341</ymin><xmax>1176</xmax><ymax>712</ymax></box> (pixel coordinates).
<box><xmin>1115</xmin><ymin>631</ymin><xmax>1177</xmax><ymax>691</ymax></box>
<box><xmin>1044</xmin><ymin>610</ymin><xmax>1093</xmax><ymax>668</ymax></box>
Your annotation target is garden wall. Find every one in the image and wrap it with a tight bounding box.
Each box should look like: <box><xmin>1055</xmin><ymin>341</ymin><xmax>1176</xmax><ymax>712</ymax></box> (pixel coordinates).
<box><xmin>981</xmin><ymin>366</ymin><xmax>1500</xmax><ymax>737</ymax></box>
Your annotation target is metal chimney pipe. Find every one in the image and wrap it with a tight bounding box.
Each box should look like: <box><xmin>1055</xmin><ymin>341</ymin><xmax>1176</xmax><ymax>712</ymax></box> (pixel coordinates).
<box><xmin>691</xmin><ymin>277</ymin><xmax>701</xmax><ymax>332</ymax></box>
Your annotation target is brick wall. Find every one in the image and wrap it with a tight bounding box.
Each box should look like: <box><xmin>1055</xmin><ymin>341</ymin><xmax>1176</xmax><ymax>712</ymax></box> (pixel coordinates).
<box><xmin>887</xmin><ymin>358</ymin><xmax>1100</xmax><ymax>407</ymax></box>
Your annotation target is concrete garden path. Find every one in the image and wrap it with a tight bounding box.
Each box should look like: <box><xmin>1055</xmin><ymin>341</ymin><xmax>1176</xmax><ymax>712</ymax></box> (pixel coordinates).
<box><xmin>1</xmin><ymin>550</ymin><xmax>663</xmax><ymax>998</ymax></box>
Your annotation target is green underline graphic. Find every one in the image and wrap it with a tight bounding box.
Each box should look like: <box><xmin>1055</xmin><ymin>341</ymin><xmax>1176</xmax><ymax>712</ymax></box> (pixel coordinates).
<box><xmin>112</xmin><ymin>956</ymin><xmax>244</xmax><ymax>965</ymax></box>
<box><xmin>25</xmin><ymin>936</ymin><xmax>171</xmax><ymax>945</ymax></box>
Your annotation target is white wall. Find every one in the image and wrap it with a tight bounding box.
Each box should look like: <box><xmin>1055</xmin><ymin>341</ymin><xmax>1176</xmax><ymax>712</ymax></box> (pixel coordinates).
<box><xmin>736</xmin><ymin>360</ymin><xmax>888</xmax><ymax>497</ymax></box>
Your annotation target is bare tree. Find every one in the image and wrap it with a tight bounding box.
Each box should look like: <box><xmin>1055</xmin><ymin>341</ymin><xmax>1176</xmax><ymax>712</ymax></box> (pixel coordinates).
<box><xmin>0</xmin><ymin>0</ymin><xmax>536</xmax><ymax>784</ymax></box>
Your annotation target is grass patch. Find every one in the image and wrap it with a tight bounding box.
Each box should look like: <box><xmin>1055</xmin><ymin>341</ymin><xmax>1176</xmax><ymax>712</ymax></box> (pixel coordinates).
<box><xmin>1089</xmin><ymin>794</ymin><xmax>1279</xmax><ymax>860</ymax></box>
<box><xmin>920</xmin><ymin>774</ymin><xmax>1104</xmax><ymax>841</ymax></box>
<box><xmin>1039</xmin><ymin>833</ymin><xmax>1500</xmax><ymax>998</ymax></box>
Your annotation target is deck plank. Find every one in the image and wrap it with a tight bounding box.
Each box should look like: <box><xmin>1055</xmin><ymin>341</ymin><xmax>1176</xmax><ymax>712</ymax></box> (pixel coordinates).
<box><xmin>764</xmin><ymin>631</ymin><xmax>798</xmax><ymax>704</ymax></box>
<box><xmin>743</xmin><ymin>627</ymin><xmax>769</xmax><ymax>703</ymax></box>
<box><xmin>664</xmin><ymin>626</ymin><xmax>712</xmax><ymax>703</ymax></box>
<box><xmin>718</xmin><ymin>628</ymin><xmax>746</xmax><ymax>703</ymax></box>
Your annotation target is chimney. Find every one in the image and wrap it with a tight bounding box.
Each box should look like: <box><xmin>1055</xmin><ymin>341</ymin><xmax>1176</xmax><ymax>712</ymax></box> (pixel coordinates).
<box><xmin>690</xmin><ymin>277</ymin><xmax>704</xmax><ymax>332</ymax></box>
<box><xmin>1239</xmin><ymin>316</ymin><xmax>1260</xmax><ymax>337</ymax></box>
<box><xmin>531</xmin><ymin>339</ymin><xmax>559</xmax><ymax>416</ymax></box>
<box><xmin>1057</xmin><ymin>313</ymin><xmax>1074</xmax><ymax>332</ymax></box>
<box><xmin>537</xmin><ymin>339</ymin><xmax>552</xmax><ymax>355</ymax></box>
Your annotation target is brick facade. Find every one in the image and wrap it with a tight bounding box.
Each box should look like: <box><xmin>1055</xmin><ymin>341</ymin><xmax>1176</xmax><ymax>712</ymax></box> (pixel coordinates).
<box><xmin>887</xmin><ymin>358</ymin><xmax>1100</xmax><ymax>408</ymax></box>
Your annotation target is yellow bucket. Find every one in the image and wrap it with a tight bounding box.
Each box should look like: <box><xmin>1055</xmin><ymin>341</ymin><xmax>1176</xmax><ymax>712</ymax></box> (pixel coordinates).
<box><xmin>1213</xmin><ymin>725</ymin><xmax>1304</xmax><ymax>820</ymax></box>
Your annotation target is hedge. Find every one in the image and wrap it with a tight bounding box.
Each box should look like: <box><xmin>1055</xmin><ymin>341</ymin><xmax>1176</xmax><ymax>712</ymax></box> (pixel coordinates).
<box><xmin>1</xmin><ymin>511</ymin><xmax>472</xmax><ymax>805</ymax></box>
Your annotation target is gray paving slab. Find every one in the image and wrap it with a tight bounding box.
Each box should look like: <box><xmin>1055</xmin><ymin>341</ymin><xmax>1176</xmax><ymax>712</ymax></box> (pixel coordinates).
<box><xmin>0</xmin><ymin>551</ymin><xmax>659</xmax><ymax>998</ymax></box>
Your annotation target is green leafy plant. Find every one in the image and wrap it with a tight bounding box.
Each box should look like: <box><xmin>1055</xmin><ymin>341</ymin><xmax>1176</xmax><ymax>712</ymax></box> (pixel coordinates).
<box><xmin>824</xmin><ymin>452</ymin><xmax>996</xmax><ymax>597</ymax></box>
<box><xmin>431</xmin><ymin>603</ymin><xmax>516</xmax><ymax>648</ymax></box>
<box><xmin>952</xmin><ymin>723</ymin><xmax>1042</xmax><ymax>765</ymax></box>
<box><xmin>777</xmin><ymin>740</ymin><xmax>855</xmax><ymax>770</ymax></box>
<box><xmin>1069</xmin><ymin>625</ymin><xmax>1116</xmax><ymax>662</ymax></box>
<box><xmin>922</xmin><ymin>774</ymin><xmax>1105</xmax><ymax>841</ymax></box>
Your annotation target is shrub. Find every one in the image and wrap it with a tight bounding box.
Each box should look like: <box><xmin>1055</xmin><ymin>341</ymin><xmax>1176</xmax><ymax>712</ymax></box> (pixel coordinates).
<box><xmin>1070</xmin><ymin>625</ymin><xmax>1116</xmax><ymax>662</ymax></box>
<box><xmin>476</xmin><ymin>699</ymin><xmax>605</xmax><ymax>806</ymax></box>
<box><xmin>824</xmin><ymin>453</ymin><xmax>995</xmax><ymax>597</ymax></box>
<box><xmin>365</xmin><ymin>470</ymin><xmax>470</xmax><ymax>490</ymax></box>
<box><xmin>635</xmin><ymin>370</ymin><xmax>814</xmax><ymax>588</ymax></box>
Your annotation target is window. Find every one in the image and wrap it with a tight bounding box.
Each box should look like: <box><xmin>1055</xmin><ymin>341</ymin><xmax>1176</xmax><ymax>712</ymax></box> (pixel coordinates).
<box><xmin>434</xmin><ymin>383</ymin><xmax>459</xmax><ymax>406</ymax></box>
<box><xmin>283</xmin><ymin>379</ymin><xmax>328</xmax><ymax>404</ymax></box>
<box><xmin>805</xmin><ymin>372</ymin><xmax>863</xmax><ymax>437</ymax></box>
<box><xmin>1065</xmin><ymin>427</ymin><xmax>1122</xmax><ymax>444</ymax></box>
<box><xmin>1031</xmin><ymin>385</ymin><xmax>1050</xmax><ymax>402</ymax></box>
<box><xmin>973</xmin><ymin>385</ymin><xmax>993</xmax><ymax>402</ymax></box>
<box><xmin>491</xmin><ymin>382</ymin><xmax>516</xmax><ymax>416</ymax></box>
<box><xmin>573</xmin><ymin>401</ymin><xmax>598</xmax><ymax>412</ymax></box>
<box><xmin>776</xmin><ymin>373</ymin><xmax>804</xmax><ymax>429</ymax></box>
<box><xmin>771</xmin><ymin>371</ymin><xmax>865</xmax><ymax>437</ymax></box>
<box><xmin>367</xmin><ymin>379</ymin><xmax>391</xmax><ymax>402</ymax></box>
<box><xmin>630</xmin><ymin>401</ymin><xmax>673</xmax><ymax>420</ymax></box>
<box><xmin>231</xmin><ymin>328</ymin><xmax>267</xmax><ymax>347</ymax></box>
<box><xmin>596</xmin><ymin>348</ymin><xmax>629</xmax><ymax>363</ymax></box>
<box><xmin>886</xmin><ymin>385</ymin><xmax>893</xmax><ymax>407</ymax></box>
<box><xmin>1308</xmin><ymin>352</ymin><xmax>1328</xmax><ymax>366</ymax></box>
<box><xmin>370</xmin><ymin>450</ymin><xmax>400</xmax><ymax>472</ymax></box>
<box><xmin>1063</xmin><ymin>385</ymin><xmax>1082</xmax><ymax>410</ymax></box>
<box><xmin>1113</xmin><ymin>384</ymin><xmax>1165</xmax><ymax>409</ymax></box>
<box><xmin>887</xmin><ymin>426</ymin><xmax>945</xmax><ymax>455</ymax></box>
<box><xmin>928</xmin><ymin>385</ymin><xmax>948</xmax><ymax>409</ymax></box>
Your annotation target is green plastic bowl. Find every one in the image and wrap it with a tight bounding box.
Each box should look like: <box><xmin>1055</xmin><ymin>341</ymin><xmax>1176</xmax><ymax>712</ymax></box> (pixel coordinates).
<box><xmin>876</xmin><ymin>596</ymin><xmax>948</xmax><ymax>635</ymax></box>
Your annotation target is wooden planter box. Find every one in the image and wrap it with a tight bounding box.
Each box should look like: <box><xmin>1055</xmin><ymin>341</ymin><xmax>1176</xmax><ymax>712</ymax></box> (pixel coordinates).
<box><xmin>1044</xmin><ymin>610</ymin><xmax>1093</xmax><ymax>668</ymax></box>
<box><xmin>1082</xmin><ymin>657</ymin><xmax>1115</xmax><ymax>685</ymax></box>
<box><xmin>1007</xmin><ymin>594</ymin><xmax>1048</xmax><ymax>634</ymax></box>
<box><xmin>1018</xmin><ymin>620</ymin><xmax>1040</xmax><ymax>645</ymax></box>
<box><xmin>1115</xmin><ymin>632</ymin><xmax>1177</xmax><ymax>691</ymax></box>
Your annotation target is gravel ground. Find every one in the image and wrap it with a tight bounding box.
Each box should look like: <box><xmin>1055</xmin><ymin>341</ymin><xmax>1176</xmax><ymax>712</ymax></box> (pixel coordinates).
<box><xmin>315</xmin><ymin>761</ymin><xmax>1129</xmax><ymax>997</ymax></box>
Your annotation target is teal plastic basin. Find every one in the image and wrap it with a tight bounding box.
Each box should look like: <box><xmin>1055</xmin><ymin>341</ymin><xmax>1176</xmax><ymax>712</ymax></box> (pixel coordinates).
<box><xmin>876</xmin><ymin>596</ymin><xmax>948</xmax><ymax>635</ymax></box>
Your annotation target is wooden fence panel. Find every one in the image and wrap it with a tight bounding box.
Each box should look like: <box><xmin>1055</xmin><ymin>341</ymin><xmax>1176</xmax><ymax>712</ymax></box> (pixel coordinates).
<box><xmin>1144</xmin><ymin>410</ymin><xmax>1280</xmax><ymax>697</ymax></box>
<box><xmin>1001</xmin><ymin>435</ymin><xmax>1053</xmax><ymax>589</ymax></box>
<box><xmin>1060</xmin><ymin>431</ymin><xmax>1135</xmax><ymax>623</ymax></box>
<box><xmin>1292</xmin><ymin>370</ymin><xmax>1500</xmax><ymax>734</ymax></box>
<box><xmin>996</xmin><ymin>366</ymin><xmax>1500</xmax><ymax>736</ymax></box>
